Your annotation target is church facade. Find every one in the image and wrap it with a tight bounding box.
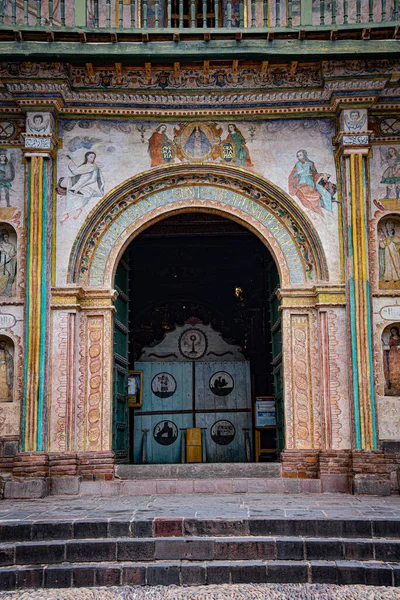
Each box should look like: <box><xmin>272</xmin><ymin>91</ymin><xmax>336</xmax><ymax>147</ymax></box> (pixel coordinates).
<box><xmin>0</xmin><ymin>0</ymin><xmax>399</xmax><ymax>496</ymax></box>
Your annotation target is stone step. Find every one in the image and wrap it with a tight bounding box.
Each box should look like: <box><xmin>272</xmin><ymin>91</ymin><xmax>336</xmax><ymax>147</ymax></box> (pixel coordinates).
<box><xmin>1</xmin><ymin>536</ymin><xmax>400</xmax><ymax>566</ymax></box>
<box><xmin>1</xmin><ymin>517</ymin><xmax>399</xmax><ymax>542</ymax></box>
<box><xmin>80</xmin><ymin>476</ymin><xmax>321</xmax><ymax>496</ymax></box>
<box><xmin>115</xmin><ymin>463</ymin><xmax>281</xmax><ymax>480</ymax></box>
<box><xmin>0</xmin><ymin>559</ymin><xmax>399</xmax><ymax>590</ymax></box>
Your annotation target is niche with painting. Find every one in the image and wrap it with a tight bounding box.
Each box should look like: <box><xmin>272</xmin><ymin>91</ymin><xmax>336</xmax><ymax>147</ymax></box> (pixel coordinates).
<box><xmin>0</xmin><ymin>336</ymin><xmax>14</xmax><ymax>402</ymax></box>
<box><xmin>383</xmin><ymin>324</ymin><xmax>400</xmax><ymax>396</ymax></box>
<box><xmin>0</xmin><ymin>224</ymin><xmax>17</xmax><ymax>298</ymax></box>
<box><xmin>378</xmin><ymin>216</ymin><xmax>400</xmax><ymax>290</ymax></box>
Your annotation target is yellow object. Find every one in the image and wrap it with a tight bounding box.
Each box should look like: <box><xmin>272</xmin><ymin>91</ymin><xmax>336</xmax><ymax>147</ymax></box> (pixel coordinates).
<box><xmin>186</xmin><ymin>428</ymin><xmax>202</xmax><ymax>463</ymax></box>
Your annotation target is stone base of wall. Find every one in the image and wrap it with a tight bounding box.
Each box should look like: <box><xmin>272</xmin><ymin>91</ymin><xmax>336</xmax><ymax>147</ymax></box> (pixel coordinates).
<box><xmin>0</xmin><ymin>436</ymin><xmax>19</xmax><ymax>473</ymax></box>
<box><xmin>78</xmin><ymin>451</ymin><xmax>115</xmax><ymax>481</ymax></box>
<box><xmin>281</xmin><ymin>449</ymin><xmax>392</xmax><ymax>495</ymax></box>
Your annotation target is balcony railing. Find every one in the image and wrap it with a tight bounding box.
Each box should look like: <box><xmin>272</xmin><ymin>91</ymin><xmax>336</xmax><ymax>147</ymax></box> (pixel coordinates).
<box><xmin>0</xmin><ymin>0</ymin><xmax>398</xmax><ymax>30</ymax></box>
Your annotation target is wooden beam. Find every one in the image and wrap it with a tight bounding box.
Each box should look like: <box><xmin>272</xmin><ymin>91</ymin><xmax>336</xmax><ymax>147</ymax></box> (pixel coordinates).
<box><xmin>115</xmin><ymin>62</ymin><xmax>123</xmax><ymax>84</ymax></box>
<box><xmin>86</xmin><ymin>63</ymin><xmax>94</xmax><ymax>77</ymax></box>
<box><xmin>330</xmin><ymin>29</ymin><xmax>338</xmax><ymax>40</ymax></box>
<box><xmin>236</xmin><ymin>31</ymin><xmax>242</xmax><ymax>41</ymax></box>
<box><xmin>232</xmin><ymin>60</ymin><xmax>238</xmax><ymax>75</ymax></box>
<box><xmin>362</xmin><ymin>28</ymin><xmax>371</xmax><ymax>40</ymax></box>
<box><xmin>174</xmin><ymin>62</ymin><xmax>180</xmax><ymax>78</ymax></box>
<box><xmin>290</xmin><ymin>60</ymin><xmax>298</xmax><ymax>74</ymax></box>
<box><xmin>261</xmin><ymin>61</ymin><xmax>269</xmax><ymax>73</ymax></box>
<box><xmin>173</xmin><ymin>32</ymin><xmax>180</xmax><ymax>42</ymax></box>
<box><xmin>145</xmin><ymin>62</ymin><xmax>152</xmax><ymax>80</ymax></box>
<box><xmin>79</xmin><ymin>31</ymin><xmax>87</xmax><ymax>43</ymax></box>
<box><xmin>204</xmin><ymin>31</ymin><xmax>211</xmax><ymax>41</ymax></box>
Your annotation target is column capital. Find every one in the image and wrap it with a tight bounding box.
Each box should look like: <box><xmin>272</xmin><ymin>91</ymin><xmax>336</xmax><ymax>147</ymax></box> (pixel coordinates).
<box><xmin>278</xmin><ymin>285</ymin><xmax>346</xmax><ymax>309</ymax></box>
<box><xmin>51</xmin><ymin>286</ymin><xmax>118</xmax><ymax>312</ymax></box>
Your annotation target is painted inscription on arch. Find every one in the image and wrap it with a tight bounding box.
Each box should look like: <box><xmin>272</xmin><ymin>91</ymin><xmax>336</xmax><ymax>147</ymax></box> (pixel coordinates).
<box><xmin>89</xmin><ymin>185</ymin><xmax>305</xmax><ymax>286</ymax></box>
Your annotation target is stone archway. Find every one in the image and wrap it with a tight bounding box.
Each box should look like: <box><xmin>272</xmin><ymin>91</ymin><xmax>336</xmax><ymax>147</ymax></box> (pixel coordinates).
<box><xmin>50</xmin><ymin>165</ymin><xmax>350</xmax><ymax>465</ymax></box>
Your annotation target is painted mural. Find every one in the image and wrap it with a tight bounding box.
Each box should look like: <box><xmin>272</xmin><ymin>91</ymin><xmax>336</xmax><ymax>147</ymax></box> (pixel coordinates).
<box><xmin>371</xmin><ymin>145</ymin><xmax>400</xmax><ymax>214</ymax></box>
<box><xmin>382</xmin><ymin>324</ymin><xmax>400</xmax><ymax>396</ymax></box>
<box><xmin>0</xmin><ymin>336</ymin><xmax>13</xmax><ymax>402</ymax></box>
<box><xmin>56</xmin><ymin>118</ymin><xmax>339</xmax><ymax>285</ymax></box>
<box><xmin>0</xmin><ymin>226</ymin><xmax>17</xmax><ymax>297</ymax></box>
<box><xmin>378</xmin><ymin>217</ymin><xmax>400</xmax><ymax>290</ymax></box>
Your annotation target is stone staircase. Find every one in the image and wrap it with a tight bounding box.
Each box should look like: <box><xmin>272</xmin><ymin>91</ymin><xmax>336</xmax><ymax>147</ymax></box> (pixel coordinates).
<box><xmin>0</xmin><ymin>515</ymin><xmax>399</xmax><ymax>590</ymax></box>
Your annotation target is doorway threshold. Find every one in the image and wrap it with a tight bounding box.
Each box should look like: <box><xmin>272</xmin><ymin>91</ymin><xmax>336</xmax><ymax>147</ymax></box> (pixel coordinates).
<box><xmin>115</xmin><ymin>463</ymin><xmax>280</xmax><ymax>480</ymax></box>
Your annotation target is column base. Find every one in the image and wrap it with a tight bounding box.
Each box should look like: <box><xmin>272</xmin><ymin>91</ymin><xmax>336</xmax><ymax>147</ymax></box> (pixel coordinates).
<box><xmin>280</xmin><ymin>449</ymin><xmax>319</xmax><ymax>479</ymax></box>
<box><xmin>319</xmin><ymin>451</ymin><xmax>351</xmax><ymax>493</ymax></box>
<box><xmin>78</xmin><ymin>451</ymin><xmax>115</xmax><ymax>481</ymax></box>
<box><xmin>351</xmin><ymin>451</ymin><xmax>391</xmax><ymax>496</ymax></box>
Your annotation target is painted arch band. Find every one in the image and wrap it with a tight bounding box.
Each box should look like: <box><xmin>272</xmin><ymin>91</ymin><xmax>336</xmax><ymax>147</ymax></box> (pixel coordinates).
<box><xmin>68</xmin><ymin>166</ymin><xmax>329</xmax><ymax>287</ymax></box>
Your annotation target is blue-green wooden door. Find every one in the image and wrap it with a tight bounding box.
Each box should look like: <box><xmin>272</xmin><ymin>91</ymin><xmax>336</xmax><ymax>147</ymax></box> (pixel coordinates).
<box><xmin>133</xmin><ymin>360</ymin><xmax>251</xmax><ymax>463</ymax></box>
<box><xmin>269</xmin><ymin>269</ymin><xmax>284</xmax><ymax>453</ymax></box>
<box><xmin>133</xmin><ymin>362</ymin><xmax>193</xmax><ymax>464</ymax></box>
<box><xmin>112</xmin><ymin>253</ymin><xmax>130</xmax><ymax>463</ymax></box>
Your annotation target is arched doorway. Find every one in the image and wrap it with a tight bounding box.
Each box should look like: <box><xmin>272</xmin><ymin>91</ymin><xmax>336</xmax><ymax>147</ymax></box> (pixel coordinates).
<box><xmin>59</xmin><ymin>165</ymin><xmax>337</xmax><ymax>464</ymax></box>
<box><xmin>112</xmin><ymin>212</ymin><xmax>283</xmax><ymax>464</ymax></box>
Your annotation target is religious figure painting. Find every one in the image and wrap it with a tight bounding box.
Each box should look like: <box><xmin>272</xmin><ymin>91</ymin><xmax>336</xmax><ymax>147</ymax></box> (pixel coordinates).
<box><xmin>0</xmin><ymin>338</ymin><xmax>13</xmax><ymax>402</ymax></box>
<box><xmin>0</xmin><ymin>150</ymin><xmax>15</xmax><ymax>207</ymax></box>
<box><xmin>174</xmin><ymin>122</ymin><xmax>222</xmax><ymax>162</ymax></box>
<box><xmin>288</xmin><ymin>149</ymin><xmax>337</xmax><ymax>216</ymax></box>
<box><xmin>57</xmin><ymin>151</ymin><xmax>105</xmax><ymax>222</ymax></box>
<box><xmin>378</xmin><ymin>218</ymin><xmax>400</xmax><ymax>290</ymax></box>
<box><xmin>383</xmin><ymin>325</ymin><xmax>400</xmax><ymax>396</ymax></box>
<box><xmin>147</xmin><ymin>125</ymin><xmax>175</xmax><ymax>167</ymax></box>
<box><xmin>27</xmin><ymin>113</ymin><xmax>52</xmax><ymax>135</ymax></box>
<box><xmin>0</xmin><ymin>227</ymin><xmax>17</xmax><ymax>297</ymax></box>
<box><xmin>223</xmin><ymin>124</ymin><xmax>253</xmax><ymax>167</ymax></box>
<box><xmin>380</xmin><ymin>147</ymin><xmax>400</xmax><ymax>200</ymax></box>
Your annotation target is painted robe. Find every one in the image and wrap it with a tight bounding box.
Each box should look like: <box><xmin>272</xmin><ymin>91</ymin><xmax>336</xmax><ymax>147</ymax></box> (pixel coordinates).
<box><xmin>289</xmin><ymin>159</ymin><xmax>333</xmax><ymax>215</ymax></box>
<box><xmin>0</xmin><ymin>345</ymin><xmax>13</xmax><ymax>401</ymax></box>
<box><xmin>382</xmin><ymin>235</ymin><xmax>400</xmax><ymax>282</ymax></box>
<box><xmin>64</xmin><ymin>159</ymin><xmax>105</xmax><ymax>217</ymax></box>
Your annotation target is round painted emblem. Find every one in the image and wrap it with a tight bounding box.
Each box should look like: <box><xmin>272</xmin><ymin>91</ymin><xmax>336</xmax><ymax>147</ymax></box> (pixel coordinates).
<box><xmin>151</xmin><ymin>372</ymin><xmax>177</xmax><ymax>398</ymax></box>
<box><xmin>0</xmin><ymin>122</ymin><xmax>16</xmax><ymax>141</ymax></box>
<box><xmin>211</xmin><ymin>420</ymin><xmax>235</xmax><ymax>446</ymax></box>
<box><xmin>179</xmin><ymin>328</ymin><xmax>207</xmax><ymax>360</ymax></box>
<box><xmin>178</xmin><ymin>122</ymin><xmax>217</xmax><ymax>161</ymax></box>
<box><xmin>209</xmin><ymin>371</ymin><xmax>234</xmax><ymax>396</ymax></box>
<box><xmin>154</xmin><ymin>420</ymin><xmax>178</xmax><ymax>446</ymax></box>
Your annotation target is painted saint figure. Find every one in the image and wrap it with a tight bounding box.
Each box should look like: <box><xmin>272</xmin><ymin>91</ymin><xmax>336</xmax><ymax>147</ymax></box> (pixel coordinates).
<box><xmin>184</xmin><ymin>126</ymin><xmax>212</xmax><ymax>160</ymax></box>
<box><xmin>0</xmin><ymin>230</ymin><xmax>16</xmax><ymax>297</ymax></box>
<box><xmin>224</xmin><ymin>124</ymin><xmax>253</xmax><ymax>167</ymax></box>
<box><xmin>59</xmin><ymin>151</ymin><xmax>105</xmax><ymax>222</ymax></box>
<box><xmin>387</xmin><ymin>326</ymin><xmax>400</xmax><ymax>393</ymax></box>
<box><xmin>379</xmin><ymin>225</ymin><xmax>400</xmax><ymax>283</ymax></box>
<box><xmin>288</xmin><ymin>149</ymin><xmax>335</xmax><ymax>216</ymax></box>
<box><xmin>381</xmin><ymin>147</ymin><xmax>400</xmax><ymax>200</ymax></box>
<box><xmin>0</xmin><ymin>340</ymin><xmax>13</xmax><ymax>402</ymax></box>
<box><xmin>148</xmin><ymin>125</ymin><xmax>170</xmax><ymax>167</ymax></box>
<box><xmin>0</xmin><ymin>152</ymin><xmax>15</xmax><ymax>207</ymax></box>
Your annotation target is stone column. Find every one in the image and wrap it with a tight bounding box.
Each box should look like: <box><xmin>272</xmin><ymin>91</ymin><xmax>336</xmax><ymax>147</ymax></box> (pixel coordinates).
<box><xmin>336</xmin><ymin>110</ymin><xmax>377</xmax><ymax>451</ymax></box>
<box><xmin>336</xmin><ymin>109</ymin><xmax>389</xmax><ymax>494</ymax></box>
<box><xmin>20</xmin><ymin>112</ymin><xmax>57</xmax><ymax>455</ymax></box>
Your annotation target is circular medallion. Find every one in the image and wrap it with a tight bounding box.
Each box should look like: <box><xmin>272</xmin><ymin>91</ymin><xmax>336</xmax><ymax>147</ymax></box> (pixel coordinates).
<box><xmin>379</xmin><ymin>118</ymin><xmax>400</xmax><ymax>136</ymax></box>
<box><xmin>154</xmin><ymin>420</ymin><xmax>178</xmax><ymax>446</ymax></box>
<box><xmin>179</xmin><ymin>122</ymin><xmax>217</xmax><ymax>161</ymax></box>
<box><xmin>179</xmin><ymin>328</ymin><xmax>207</xmax><ymax>360</ymax></box>
<box><xmin>151</xmin><ymin>372</ymin><xmax>177</xmax><ymax>398</ymax></box>
<box><xmin>0</xmin><ymin>122</ymin><xmax>16</xmax><ymax>141</ymax></box>
<box><xmin>209</xmin><ymin>371</ymin><xmax>234</xmax><ymax>396</ymax></box>
<box><xmin>211</xmin><ymin>420</ymin><xmax>235</xmax><ymax>446</ymax></box>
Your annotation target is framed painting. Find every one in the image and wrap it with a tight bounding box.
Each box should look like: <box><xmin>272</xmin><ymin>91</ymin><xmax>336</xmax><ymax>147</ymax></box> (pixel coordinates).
<box><xmin>128</xmin><ymin>370</ymin><xmax>143</xmax><ymax>408</ymax></box>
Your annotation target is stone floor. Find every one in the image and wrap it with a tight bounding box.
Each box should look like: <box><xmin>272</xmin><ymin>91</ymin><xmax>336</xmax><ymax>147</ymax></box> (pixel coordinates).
<box><xmin>1</xmin><ymin>493</ymin><xmax>400</xmax><ymax>522</ymax></box>
<box><xmin>0</xmin><ymin>584</ymin><xmax>400</xmax><ymax>599</ymax></box>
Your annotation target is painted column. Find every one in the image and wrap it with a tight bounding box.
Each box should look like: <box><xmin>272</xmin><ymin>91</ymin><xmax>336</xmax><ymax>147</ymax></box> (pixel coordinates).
<box><xmin>336</xmin><ymin>109</ymin><xmax>377</xmax><ymax>450</ymax></box>
<box><xmin>21</xmin><ymin>112</ymin><xmax>57</xmax><ymax>452</ymax></box>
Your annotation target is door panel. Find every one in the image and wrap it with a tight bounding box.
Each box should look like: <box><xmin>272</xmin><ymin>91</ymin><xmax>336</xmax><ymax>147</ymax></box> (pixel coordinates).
<box><xmin>133</xmin><ymin>361</ymin><xmax>192</xmax><ymax>464</ymax></box>
<box><xmin>112</xmin><ymin>254</ymin><xmax>129</xmax><ymax>463</ymax></box>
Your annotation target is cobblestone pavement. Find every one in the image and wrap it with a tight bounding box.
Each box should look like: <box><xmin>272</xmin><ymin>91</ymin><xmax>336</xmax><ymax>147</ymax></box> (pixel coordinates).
<box><xmin>1</xmin><ymin>494</ymin><xmax>400</xmax><ymax>521</ymax></box>
<box><xmin>1</xmin><ymin>585</ymin><xmax>400</xmax><ymax>599</ymax></box>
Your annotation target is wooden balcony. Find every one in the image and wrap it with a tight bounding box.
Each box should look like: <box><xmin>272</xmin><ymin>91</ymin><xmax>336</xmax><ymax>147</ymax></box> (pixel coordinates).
<box><xmin>0</xmin><ymin>0</ymin><xmax>398</xmax><ymax>62</ymax></box>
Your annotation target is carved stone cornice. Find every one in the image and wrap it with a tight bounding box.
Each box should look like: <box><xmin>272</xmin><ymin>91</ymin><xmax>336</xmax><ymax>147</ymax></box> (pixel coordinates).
<box><xmin>51</xmin><ymin>287</ymin><xmax>117</xmax><ymax>311</ymax></box>
<box><xmin>278</xmin><ymin>285</ymin><xmax>346</xmax><ymax>309</ymax></box>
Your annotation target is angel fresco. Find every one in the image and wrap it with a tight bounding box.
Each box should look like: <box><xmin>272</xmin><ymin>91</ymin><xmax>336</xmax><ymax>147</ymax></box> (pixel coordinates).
<box><xmin>148</xmin><ymin>125</ymin><xmax>174</xmax><ymax>167</ymax></box>
<box><xmin>223</xmin><ymin>124</ymin><xmax>253</xmax><ymax>167</ymax></box>
<box><xmin>57</xmin><ymin>151</ymin><xmax>105</xmax><ymax>222</ymax></box>
<box><xmin>288</xmin><ymin>149</ymin><xmax>336</xmax><ymax>216</ymax></box>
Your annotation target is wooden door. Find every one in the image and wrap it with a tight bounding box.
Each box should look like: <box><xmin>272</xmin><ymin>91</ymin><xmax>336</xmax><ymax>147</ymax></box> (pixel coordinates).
<box><xmin>133</xmin><ymin>361</ymin><xmax>193</xmax><ymax>463</ymax></box>
<box><xmin>269</xmin><ymin>269</ymin><xmax>284</xmax><ymax>453</ymax></box>
<box><xmin>194</xmin><ymin>361</ymin><xmax>252</xmax><ymax>462</ymax></box>
<box><xmin>112</xmin><ymin>252</ymin><xmax>130</xmax><ymax>463</ymax></box>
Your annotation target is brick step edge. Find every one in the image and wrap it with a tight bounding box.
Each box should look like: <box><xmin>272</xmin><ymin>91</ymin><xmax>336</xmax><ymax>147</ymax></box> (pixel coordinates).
<box><xmin>0</xmin><ymin>560</ymin><xmax>399</xmax><ymax>590</ymax></box>
<box><xmin>1</xmin><ymin>518</ymin><xmax>400</xmax><ymax>541</ymax></box>
<box><xmin>2</xmin><ymin>537</ymin><xmax>400</xmax><ymax>566</ymax></box>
